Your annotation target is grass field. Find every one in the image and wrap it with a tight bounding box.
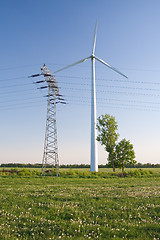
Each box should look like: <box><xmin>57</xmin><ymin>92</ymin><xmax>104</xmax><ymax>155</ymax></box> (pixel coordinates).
<box><xmin>0</xmin><ymin>175</ymin><xmax>160</xmax><ymax>239</ymax></box>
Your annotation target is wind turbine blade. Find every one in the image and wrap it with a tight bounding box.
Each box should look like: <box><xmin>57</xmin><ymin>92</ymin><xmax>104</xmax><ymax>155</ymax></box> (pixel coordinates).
<box><xmin>92</xmin><ymin>21</ymin><xmax>98</xmax><ymax>55</ymax></box>
<box><xmin>94</xmin><ymin>56</ymin><xmax>128</xmax><ymax>79</ymax></box>
<box><xmin>54</xmin><ymin>56</ymin><xmax>91</xmax><ymax>73</ymax></box>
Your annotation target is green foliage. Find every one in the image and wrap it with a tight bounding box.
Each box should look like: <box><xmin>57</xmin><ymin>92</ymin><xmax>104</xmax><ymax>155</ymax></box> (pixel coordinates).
<box><xmin>116</xmin><ymin>138</ymin><xmax>136</xmax><ymax>172</ymax></box>
<box><xmin>18</xmin><ymin>168</ymin><xmax>32</xmax><ymax>176</ymax></box>
<box><xmin>0</xmin><ymin>163</ymin><xmax>43</xmax><ymax>168</ymax></box>
<box><xmin>0</xmin><ymin>168</ymin><xmax>41</xmax><ymax>177</ymax></box>
<box><xmin>0</xmin><ymin>168</ymin><xmax>157</xmax><ymax>179</ymax></box>
<box><xmin>97</xmin><ymin>114</ymin><xmax>138</xmax><ymax>173</ymax></box>
<box><xmin>97</xmin><ymin>114</ymin><xmax>119</xmax><ymax>152</ymax></box>
<box><xmin>97</xmin><ymin>114</ymin><xmax>119</xmax><ymax>171</ymax></box>
<box><xmin>127</xmin><ymin>169</ymin><xmax>154</xmax><ymax>177</ymax></box>
<box><xmin>59</xmin><ymin>169</ymin><xmax>156</xmax><ymax>178</ymax></box>
<box><xmin>1</xmin><ymin>162</ymin><xmax>160</xmax><ymax>169</ymax></box>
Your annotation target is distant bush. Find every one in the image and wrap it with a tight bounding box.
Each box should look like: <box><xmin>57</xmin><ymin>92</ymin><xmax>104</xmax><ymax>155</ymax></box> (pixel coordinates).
<box><xmin>60</xmin><ymin>169</ymin><xmax>155</xmax><ymax>178</ymax></box>
<box><xmin>128</xmin><ymin>169</ymin><xmax>142</xmax><ymax>177</ymax></box>
<box><xmin>18</xmin><ymin>168</ymin><xmax>32</xmax><ymax>176</ymax></box>
<box><xmin>0</xmin><ymin>168</ymin><xmax>41</xmax><ymax>177</ymax></box>
<box><xmin>0</xmin><ymin>168</ymin><xmax>156</xmax><ymax>178</ymax></box>
<box><xmin>127</xmin><ymin>169</ymin><xmax>154</xmax><ymax>177</ymax></box>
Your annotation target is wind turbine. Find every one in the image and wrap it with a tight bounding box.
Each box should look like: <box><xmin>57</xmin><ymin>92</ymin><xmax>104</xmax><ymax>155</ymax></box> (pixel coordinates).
<box><xmin>54</xmin><ymin>22</ymin><xmax>128</xmax><ymax>172</ymax></box>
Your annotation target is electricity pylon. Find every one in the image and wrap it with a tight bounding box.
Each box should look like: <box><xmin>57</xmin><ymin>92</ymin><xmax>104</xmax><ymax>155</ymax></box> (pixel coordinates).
<box><xmin>41</xmin><ymin>64</ymin><xmax>60</xmax><ymax>176</ymax></box>
<box><xmin>30</xmin><ymin>64</ymin><xmax>66</xmax><ymax>176</ymax></box>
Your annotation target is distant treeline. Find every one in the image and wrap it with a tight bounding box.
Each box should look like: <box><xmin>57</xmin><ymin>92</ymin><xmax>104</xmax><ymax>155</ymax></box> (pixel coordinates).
<box><xmin>0</xmin><ymin>163</ymin><xmax>160</xmax><ymax>168</ymax></box>
<box><xmin>60</xmin><ymin>163</ymin><xmax>160</xmax><ymax>168</ymax></box>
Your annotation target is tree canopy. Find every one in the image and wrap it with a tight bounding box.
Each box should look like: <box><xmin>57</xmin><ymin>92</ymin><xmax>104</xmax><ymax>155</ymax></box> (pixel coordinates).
<box><xmin>116</xmin><ymin>138</ymin><xmax>136</xmax><ymax>172</ymax></box>
<box><xmin>97</xmin><ymin>114</ymin><xmax>136</xmax><ymax>172</ymax></box>
<box><xmin>97</xmin><ymin>114</ymin><xmax>119</xmax><ymax>172</ymax></box>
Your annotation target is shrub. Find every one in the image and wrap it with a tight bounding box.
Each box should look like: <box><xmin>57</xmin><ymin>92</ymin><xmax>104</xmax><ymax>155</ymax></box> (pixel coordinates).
<box><xmin>18</xmin><ymin>168</ymin><xmax>32</xmax><ymax>176</ymax></box>
<box><xmin>128</xmin><ymin>169</ymin><xmax>142</xmax><ymax>177</ymax></box>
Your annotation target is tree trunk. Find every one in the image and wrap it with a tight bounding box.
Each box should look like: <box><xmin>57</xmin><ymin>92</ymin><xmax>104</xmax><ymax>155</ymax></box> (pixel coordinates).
<box><xmin>110</xmin><ymin>151</ymin><xmax>115</xmax><ymax>172</ymax></box>
<box><xmin>122</xmin><ymin>166</ymin><xmax>124</xmax><ymax>172</ymax></box>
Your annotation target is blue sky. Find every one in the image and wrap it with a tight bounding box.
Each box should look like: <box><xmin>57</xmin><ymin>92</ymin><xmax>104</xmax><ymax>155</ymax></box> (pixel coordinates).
<box><xmin>1</xmin><ymin>0</ymin><xmax>160</xmax><ymax>165</ymax></box>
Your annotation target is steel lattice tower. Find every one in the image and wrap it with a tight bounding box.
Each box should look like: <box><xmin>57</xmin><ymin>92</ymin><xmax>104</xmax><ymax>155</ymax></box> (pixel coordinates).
<box><xmin>29</xmin><ymin>64</ymin><xmax>66</xmax><ymax>176</ymax></box>
<box><xmin>41</xmin><ymin>65</ymin><xmax>60</xmax><ymax>176</ymax></box>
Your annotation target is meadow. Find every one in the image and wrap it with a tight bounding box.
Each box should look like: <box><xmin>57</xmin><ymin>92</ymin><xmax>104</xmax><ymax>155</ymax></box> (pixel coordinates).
<box><xmin>0</xmin><ymin>172</ymin><xmax>160</xmax><ymax>240</ymax></box>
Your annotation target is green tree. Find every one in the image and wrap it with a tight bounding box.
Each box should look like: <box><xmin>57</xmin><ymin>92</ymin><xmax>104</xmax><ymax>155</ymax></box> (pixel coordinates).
<box><xmin>97</xmin><ymin>114</ymin><xmax>119</xmax><ymax>172</ymax></box>
<box><xmin>116</xmin><ymin>138</ymin><xmax>136</xmax><ymax>172</ymax></box>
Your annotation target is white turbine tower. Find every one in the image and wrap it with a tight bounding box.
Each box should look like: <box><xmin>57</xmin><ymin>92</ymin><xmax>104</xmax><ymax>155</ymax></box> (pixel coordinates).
<box><xmin>54</xmin><ymin>22</ymin><xmax>128</xmax><ymax>172</ymax></box>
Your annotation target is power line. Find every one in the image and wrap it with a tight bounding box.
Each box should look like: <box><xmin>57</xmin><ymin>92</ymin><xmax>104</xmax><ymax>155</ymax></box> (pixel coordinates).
<box><xmin>0</xmin><ymin>98</ymin><xmax>45</xmax><ymax>107</ymax></box>
<box><xmin>1</xmin><ymin>94</ymin><xmax>160</xmax><ymax>112</ymax></box>
<box><xmin>2</xmin><ymin>91</ymin><xmax>160</xmax><ymax>107</ymax></box>
<box><xmin>0</xmin><ymin>102</ymin><xmax>46</xmax><ymax>111</ymax></box>
<box><xmin>0</xmin><ymin>76</ymin><xmax>28</xmax><ymax>82</ymax></box>
<box><xmin>58</xmin><ymin>86</ymin><xmax>160</xmax><ymax>97</ymax></box>
<box><xmin>66</xmin><ymin>98</ymin><xmax>160</xmax><ymax>109</ymax></box>
<box><xmin>1</xmin><ymin>79</ymin><xmax>160</xmax><ymax>94</ymax></box>
<box><xmin>1</xmin><ymin>73</ymin><xmax>160</xmax><ymax>86</ymax></box>
<box><xmin>1</xmin><ymin>70</ymin><xmax>160</xmax><ymax>112</ymax></box>
<box><xmin>2</xmin><ymin>93</ymin><xmax>160</xmax><ymax>110</ymax></box>
<box><xmin>66</xmin><ymin>95</ymin><xmax>160</xmax><ymax>105</ymax></box>
<box><xmin>0</xmin><ymin>94</ymin><xmax>159</xmax><ymax>108</ymax></box>
<box><xmin>0</xmin><ymin>88</ymin><xmax>38</xmax><ymax>95</ymax></box>
<box><xmin>0</xmin><ymin>83</ymin><xmax>32</xmax><ymax>89</ymax></box>
<box><xmin>57</xmin><ymin>81</ymin><xmax>160</xmax><ymax>92</ymax></box>
<box><xmin>68</xmin><ymin>78</ymin><xmax>160</xmax><ymax>85</ymax></box>
<box><xmin>0</xmin><ymin>63</ymin><xmax>44</xmax><ymax>71</ymax></box>
<box><xmin>0</xmin><ymin>96</ymin><xmax>43</xmax><ymax>104</ymax></box>
<box><xmin>2</xmin><ymin>86</ymin><xmax>160</xmax><ymax>98</ymax></box>
<box><xmin>55</xmin><ymin>74</ymin><xmax>160</xmax><ymax>85</ymax></box>
<box><xmin>2</xmin><ymin>61</ymin><xmax>160</xmax><ymax>72</ymax></box>
<box><xmin>48</xmin><ymin>63</ymin><xmax>160</xmax><ymax>72</ymax></box>
<box><xmin>67</xmin><ymin>100</ymin><xmax>160</xmax><ymax>112</ymax></box>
